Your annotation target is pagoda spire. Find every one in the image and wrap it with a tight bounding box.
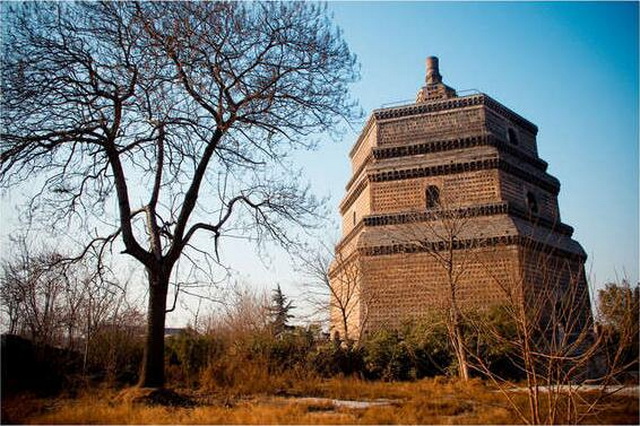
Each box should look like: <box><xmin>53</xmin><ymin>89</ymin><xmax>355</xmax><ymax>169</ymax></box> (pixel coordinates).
<box><xmin>426</xmin><ymin>56</ymin><xmax>443</xmax><ymax>85</ymax></box>
<box><xmin>416</xmin><ymin>56</ymin><xmax>457</xmax><ymax>102</ymax></box>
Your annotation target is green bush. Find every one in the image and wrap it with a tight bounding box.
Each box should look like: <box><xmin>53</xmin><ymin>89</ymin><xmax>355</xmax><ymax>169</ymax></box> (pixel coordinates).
<box><xmin>359</xmin><ymin>318</ymin><xmax>456</xmax><ymax>381</ymax></box>
<box><xmin>363</xmin><ymin>330</ymin><xmax>412</xmax><ymax>381</ymax></box>
<box><xmin>466</xmin><ymin>305</ymin><xmax>524</xmax><ymax>381</ymax></box>
<box><xmin>271</xmin><ymin>330</ymin><xmax>313</xmax><ymax>371</ymax></box>
<box><xmin>308</xmin><ymin>338</ymin><xmax>365</xmax><ymax>378</ymax></box>
<box><xmin>165</xmin><ymin>329</ymin><xmax>224</xmax><ymax>388</ymax></box>
<box><xmin>401</xmin><ymin>319</ymin><xmax>453</xmax><ymax>379</ymax></box>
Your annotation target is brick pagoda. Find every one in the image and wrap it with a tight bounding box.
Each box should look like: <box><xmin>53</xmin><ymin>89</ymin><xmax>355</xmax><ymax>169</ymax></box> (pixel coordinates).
<box><xmin>329</xmin><ymin>57</ymin><xmax>589</xmax><ymax>340</ymax></box>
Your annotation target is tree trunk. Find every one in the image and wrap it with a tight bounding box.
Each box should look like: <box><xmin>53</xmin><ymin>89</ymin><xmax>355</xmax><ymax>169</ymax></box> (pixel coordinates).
<box><xmin>449</xmin><ymin>307</ymin><xmax>470</xmax><ymax>381</ymax></box>
<box><xmin>139</xmin><ymin>269</ymin><xmax>169</xmax><ymax>388</ymax></box>
<box><xmin>454</xmin><ymin>323</ymin><xmax>470</xmax><ymax>381</ymax></box>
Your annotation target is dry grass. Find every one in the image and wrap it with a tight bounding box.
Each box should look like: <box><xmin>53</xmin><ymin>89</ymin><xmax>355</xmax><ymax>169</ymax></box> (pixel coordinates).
<box><xmin>4</xmin><ymin>378</ymin><xmax>637</xmax><ymax>425</ymax></box>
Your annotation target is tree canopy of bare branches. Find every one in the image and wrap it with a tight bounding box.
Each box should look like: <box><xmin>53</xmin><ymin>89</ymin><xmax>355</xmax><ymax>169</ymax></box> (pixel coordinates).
<box><xmin>1</xmin><ymin>1</ymin><xmax>359</xmax><ymax>387</ymax></box>
<box><xmin>380</xmin><ymin>193</ymin><xmax>481</xmax><ymax>381</ymax></box>
<box><xmin>0</xmin><ymin>236</ymin><xmax>141</xmax><ymax>379</ymax></box>
<box><xmin>464</xmin><ymin>242</ymin><xmax>634</xmax><ymax>424</ymax></box>
<box><xmin>298</xmin><ymin>240</ymin><xmax>374</xmax><ymax>344</ymax></box>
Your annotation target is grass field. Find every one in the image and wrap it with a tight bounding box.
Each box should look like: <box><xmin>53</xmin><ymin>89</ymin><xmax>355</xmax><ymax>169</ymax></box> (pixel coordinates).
<box><xmin>2</xmin><ymin>378</ymin><xmax>638</xmax><ymax>424</ymax></box>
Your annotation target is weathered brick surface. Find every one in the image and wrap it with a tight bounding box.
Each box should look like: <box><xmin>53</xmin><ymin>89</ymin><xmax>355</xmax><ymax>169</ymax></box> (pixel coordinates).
<box><xmin>341</xmin><ymin>183</ymin><xmax>371</xmax><ymax>235</ymax></box>
<box><xmin>360</xmin><ymin>247</ymin><xmax>521</xmax><ymax>332</ymax></box>
<box><xmin>377</xmin><ymin>107</ymin><xmax>485</xmax><ymax>145</ymax></box>
<box><xmin>499</xmin><ymin>171</ymin><xmax>561</xmax><ymax>222</ymax></box>
<box><xmin>484</xmin><ymin>109</ymin><xmax>538</xmax><ymax>156</ymax></box>
<box><xmin>330</xmin><ymin>59</ymin><xmax>589</xmax><ymax>340</ymax></box>
<box><xmin>350</xmin><ymin>121</ymin><xmax>377</xmax><ymax>176</ymax></box>
<box><xmin>371</xmin><ymin>170</ymin><xmax>501</xmax><ymax>213</ymax></box>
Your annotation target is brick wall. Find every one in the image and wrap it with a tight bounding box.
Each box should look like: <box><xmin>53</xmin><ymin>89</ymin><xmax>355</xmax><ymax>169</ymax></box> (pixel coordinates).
<box><xmin>360</xmin><ymin>245</ymin><xmax>521</xmax><ymax>332</ymax></box>
<box><xmin>329</xmin><ymin>255</ymin><xmax>364</xmax><ymax>341</ymax></box>
<box><xmin>341</xmin><ymin>183</ymin><xmax>371</xmax><ymax>235</ymax></box>
<box><xmin>485</xmin><ymin>108</ymin><xmax>538</xmax><ymax>156</ymax></box>
<box><xmin>377</xmin><ymin>107</ymin><xmax>485</xmax><ymax>146</ymax></box>
<box><xmin>499</xmin><ymin>171</ymin><xmax>560</xmax><ymax>221</ymax></box>
<box><xmin>350</xmin><ymin>122</ymin><xmax>377</xmax><ymax>174</ymax></box>
<box><xmin>369</xmin><ymin>170</ymin><xmax>502</xmax><ymax>214</ymax></box>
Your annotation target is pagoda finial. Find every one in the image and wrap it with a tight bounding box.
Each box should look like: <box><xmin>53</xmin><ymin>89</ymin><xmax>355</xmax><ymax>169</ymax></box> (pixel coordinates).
<box><xmin>426</xmin><ymin>56</ymin><xmax>442</xmax><ymax>85</ymax></box>
<box><xmin>416</xmin><ymin>56</ymin><xmax>456</xmax><ymax>102</ymax></box>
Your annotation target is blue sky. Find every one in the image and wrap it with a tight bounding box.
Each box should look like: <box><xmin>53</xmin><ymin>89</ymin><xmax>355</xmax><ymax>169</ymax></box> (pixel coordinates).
<box><xmin>1</xmin><ymin>1</ymin><xmax>637</xmax><ymax>326</ymax></box>
<box><xmin>298</xmin><ymin>0</ymin><xmax>639</xmax><ymax>289</ymax></box>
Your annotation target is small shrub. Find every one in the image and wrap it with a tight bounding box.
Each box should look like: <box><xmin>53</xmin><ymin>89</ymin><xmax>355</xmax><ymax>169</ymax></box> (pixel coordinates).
<box><xmin>308</xmin><ymin>339</ymin><xmax>365</xmax><ymax>378</ymax></box>
<box><xmin>85</xmin><ymin>326</ymin><xmax>144</xmax><ymax>385</ymax></box>
<box><xmin>198</xmin><ymin>325</ymin><xmax>322</xmax><ymax>395</ymax></box>
<box><xmin>402</xmin><ymin>319</ymin><xmax>453</xmax><ymax>378</ymax></box>
<box><xmin>165</xmin><ymin>329</ymin><xmax>223</xmax><ymax>388</ymax></box>
<box><xmin>363</xmin><ymin>330</ymin><xmax>412</xmax><ymax>381</ymax></box>
<box><xmin>467</xmin><ymin>305</ymin><xmax>524</xmax><ymax>381</ymax></box>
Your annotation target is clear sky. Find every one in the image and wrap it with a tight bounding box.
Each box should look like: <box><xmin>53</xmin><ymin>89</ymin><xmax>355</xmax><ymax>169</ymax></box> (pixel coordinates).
<box><xmin>1</xmin><ymin>1</ymin><xmax>638</xmax><ymax>326</ymax></box>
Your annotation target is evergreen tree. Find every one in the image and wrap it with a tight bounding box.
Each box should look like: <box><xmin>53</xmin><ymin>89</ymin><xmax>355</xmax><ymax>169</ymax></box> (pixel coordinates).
<box><xmin>269</xmin><ymin>284</ymin><xmax>295</xmax><ymax>336</ymax></box>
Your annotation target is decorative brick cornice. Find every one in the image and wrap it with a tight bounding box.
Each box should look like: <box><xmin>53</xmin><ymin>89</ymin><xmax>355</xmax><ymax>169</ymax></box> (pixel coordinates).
<box><xmin>373</xmin><ymin>94</ymin><xmax>483</xmax><ymax>120</ymax></box>
<box><xmin>339</xmin><ymin>177</ymin><xmax>368</xmax><ymax>214</ymax></box>
<box><xmin>373</xmin><ymin>94</ymin><xmax>538</xmax><ymax>135</ymax></box>
<box><xmin>327</xmin><ymin>249</ymin><xmax>359</xmax><ymax>279</ymax></box>
<box><xmin>362</xmin><ymin>235</ymin><xmax>520</xmax><ymax>256</ymax></box>
<box><xmin>482</xmin><ymin>96</ymin><xmax>538</xmax><ymax>135</ymax></box>
<box><xmin>373</xmin><ymin>135</ymin><xmax>484</xmax><ymax>159</ymax></box>
<box><xmin>509</xmin><ymin>205</ymin><xmax>574</xmax><ymax>236</ymax></box>
<box><xmin>370</xmin><ymin>158</ymin><xmax>560</xmax><ymax>195</ymax></box>
<box><xmin>334</xmin><ymin>220</ymin><xmax>365</xmax><ymax>253</ymax></box>
<box><xmin>363</xmin><ymin>202</ymin><xmax>509</xmax><ymax>226</ymax></box>
<box><xmin>345</xmin><ymin>153</ymin><xmax>373</xmax><ymax>192</ymax></box>
<box><xmin>348</xmin><ymin>115</ymin><xmax>376</xmax><ymax>159</ymax></box>
<box><xmin>373</xmin><ymin>134</ymin><xmax>548</xmax><ymax>172</ymax></box>
<box><xmin>371</xmin><ymin>157</ymin><xmax>497</xmax><ymax>182</ymax></box>
<box><xmin>500</xmin><ymin>160</ymin><xmax>559</xmax><ymax>194</ymax></box>
<box><xmin>362</xmin><ymin>202</ymin><xmax>574</xmax><ymax>237</ymax></box>
<box><xmin>361</xmin><ymin>235</ymin><xmax>586</xmax><ymax>261</ymax></box>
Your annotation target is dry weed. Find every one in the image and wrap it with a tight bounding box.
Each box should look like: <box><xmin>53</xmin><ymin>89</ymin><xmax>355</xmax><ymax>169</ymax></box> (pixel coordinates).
<box><xmin>1</xmin><ymin>393</ymin><xmax>48</xmax><ymax>424</ymax></box>
<box><xmin>10</xmin><ymin>378</ymin><xmax>639</xmax><ymax>424</ymax></box>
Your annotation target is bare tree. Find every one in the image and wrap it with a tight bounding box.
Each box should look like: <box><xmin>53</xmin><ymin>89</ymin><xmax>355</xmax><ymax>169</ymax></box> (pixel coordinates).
<box><xmin>0</xmin><ymin>236</ymin><xmax>139</xmax><ymax>374</ymax></box>
<box><xmin>0</xmin><ymin>238</ymin><xmax>68</xmax><ymax>345</ymax></box>
<box><xmin>298</xmin><ymin>241</ymin><xmax>373</xmax><ymax>343</ymax></box>
<box><xmin>202</xmin><ymin>283</ymin><xmax>270</xmax><ymax>338</ymax></box>
<box><xmin>388</xmin><ymin>193</ymin><xmax>481</xmax><ymax>381</ymax></box>
<box><xmin>1</xmin><ymin>1</ymin><xmax>359</xmax><ymax>387</ymax></box>
<box><xmin>465</xmin><ymin>240</ymin><xmax>634</xmax><ymax>424</ymax></box>
<box><xmin>79</xmin><ymin>268</ymin><xmax>139</xmax><ymax>376</ymax></box>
